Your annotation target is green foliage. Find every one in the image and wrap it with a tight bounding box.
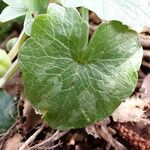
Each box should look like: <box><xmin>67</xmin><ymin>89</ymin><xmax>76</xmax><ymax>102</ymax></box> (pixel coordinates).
<box><xmin>0</xmin><ymin>0</ymin><xmax>7</xmax><ymax>13</ymax></box>
<box><xmin>0</xmin><ymin>0</ymin><xmax>49</xmax><ymax>35</ymax></box>
<box><xmin>19</xmin><ymin>4</ymin><xmax>142</xmax><ymax>130</ymax></box>
<box><xmin>60</xmin><ymin>0</ymin><xmax>150</xmax><ymax>32</ymax></box>
<box><xmin>6</xmin><ymin>37</ymin><xmax>18</xmax><ymax>52</ymax></box>
<box><xmin>0</xmin><ymin>49</ymin><xmax>12</xmax><ymax>77</ymax></box>
<box><xmin>0</xmin><ymin>22</ymin><xmax>11</xmax><ymax>42</ymax></box>
<box><xmin>0</xmin><ymin>0</ymin><xmax>48</xmax><ymax>22</ymax></box>
<box><xmin>24</xmin><ymin>11</ymin><xmax>34</xmax><ymax>36</ymax></box>
<box><xmin>0</xmin><ymin>90</ymin><xmax>18</xmax><ymax>133</ymax></box>
<box><xmin>0</xmin><ymin>0</ymin><xmax>27</xmax><ymax>22</ymax></box>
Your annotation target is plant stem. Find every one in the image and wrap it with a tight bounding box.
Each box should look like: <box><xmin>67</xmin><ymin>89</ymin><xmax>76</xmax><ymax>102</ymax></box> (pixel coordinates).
<box><xmin>0</xmin><ymin>59</ymin><xmax>19</xmax><ymax>88</ymax></box>
<box><xmin>81</xmin><ymin>7</ymin><xmax>89</xmax><ymax>47</ymax></box>
<box><xmin>0</xmin><ymin>29</ymin><xmax>27</xmax><ymax>88</ymax></box>
<box><xmin>8</xmin><ymin>30</ymin><xmax>28</xmax><ymax>61</ymax></box>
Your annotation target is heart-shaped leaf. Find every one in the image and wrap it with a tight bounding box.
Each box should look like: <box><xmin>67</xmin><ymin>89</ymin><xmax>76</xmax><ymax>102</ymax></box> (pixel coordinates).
<box><xmin>61</xmin><ymin>0</ymin><xmax>150</xmax><ymax>32</ymax></box>
<box><xmin>0</xmin><ymin>90</ymin><xmax>18</xmax><ymax>133</ymax></box>
<box><xmin>19</xmin><ymin>4</ymin><xmax>143</xmax><ymax>130</ymax></box>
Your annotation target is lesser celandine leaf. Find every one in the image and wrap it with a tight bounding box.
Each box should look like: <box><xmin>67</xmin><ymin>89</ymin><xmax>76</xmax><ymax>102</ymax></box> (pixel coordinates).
<box><xmin>19</xmin><ymin>4</ymin><xmax>143</xmax><ymax>130</ymax></box>
<box><xmin>0</xmin><ymin>6</ymin><xmax>26</xmax><ymax>22</ymax></box>
<box><xmin>61</xmin><ymin>0</ymin><xmax>150</xmax><ymax>32</ymax></box>
<box><xmin>0</xmin><ymin>0</ymin><xmax>27</xmax><ymax>22</ymax></box>
<box><xmin>0</xmin><ymin>0</ymin><xmax>49</xmax><ymax>35</ymax></box>
<box><xmin>0</xmin><ymin>90</ymin><xmax>18</xmax><ymax>133</ymax></box>
<box><xmin>0</xmin><ymin>0</ymin><xmax>48</xmax><ymax>22</ymax></box>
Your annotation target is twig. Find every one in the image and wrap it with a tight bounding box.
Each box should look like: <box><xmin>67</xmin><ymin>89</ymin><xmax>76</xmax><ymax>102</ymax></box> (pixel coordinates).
<box><xmin>19</xmin><ymin>124</ymin><xmax>45</xmax><ymax>150</ymax></box>
<box><xmin>30</xmin><ymin>130</ymin><xmax>59</xmax><ymax>149</ymax></box>
<box><xmin>37</xmin><ymin>141</ymin><xmax>62</xmax><ymax>150</ymax></box>
<box><xmin>94</xmin><ymin>121</ymin><xmax>126</xmax><ymax>150</ymax></box>
<box><xmin>53</xmin><ymin>130</ymin><xmax>68</xmax><ymax>141</ymax></box>
<box><xmin>47</xmin><ymin>141</ymin><xmax>62</xmax><ymax>149</ymax></box>
<box><xmin>30</xmin><ymin>130</ymin><xmax>68</xmax><ymax>149</ymax></box>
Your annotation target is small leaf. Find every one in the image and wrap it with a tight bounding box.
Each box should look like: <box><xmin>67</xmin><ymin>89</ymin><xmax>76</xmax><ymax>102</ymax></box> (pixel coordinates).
<box><xmin>0</xmin><ymin>0</ymin><xmax>27</xmax><ymax>22</ymax></box>
<box><xmin>24</xmin><ymin>11</ymin><xmax>34</xmax><ymax>36</ymax></box>
<box><xmin>25</xmin><ymin>0</ymin><xmax>49</xmax><ymax>14</ymax></box>
<box><xmin>19</xmin><ymin>4</ymin><xmax>143</xmax><ymax>130</ymax></box>
<box><xmin>0</xmin><ymin>6</ymin><xmax>26</xmax><ymax>22</ymax></box>
<box><xmin>0</xmin><ymin>0</ymin><xmax>48</xmax><ymax>35</ymax></box>
<box><xmin>0</xmin><ymin>90</ymin><xmax>18</xmax><ymax>133</ymax></box>
<box><xmin>61</xmin><ymin>0</ymin><xmax>150</xmax><ymax>32</ymax></box>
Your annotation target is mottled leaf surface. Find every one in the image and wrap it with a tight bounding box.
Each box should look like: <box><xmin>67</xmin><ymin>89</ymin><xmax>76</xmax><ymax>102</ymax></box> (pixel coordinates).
<box><xmin>0</xmin><ymin>90</ymin><xmax>17</xmax><ymax>133</ymax></box>
<box><xmin>61</xmin><ymin>0</ymin><xmax>150</xmax><ymax>32</ymax></box>
<box><xmin>19</xmin><ymin>4</ymin><xmax>143</xmax><ymax>130</ymax></box>
<box><xmin>0</xmin><ymin>0</ymin><xmax>48</xmax><ymax>22</ymax></box>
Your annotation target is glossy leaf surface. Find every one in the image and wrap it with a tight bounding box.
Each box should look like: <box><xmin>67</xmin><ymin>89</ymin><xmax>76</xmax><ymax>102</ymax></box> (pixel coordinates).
<box><xmin>19</xmin><ymin>4</ymin><xmax>143</xmax><ymax>130</ymax></box>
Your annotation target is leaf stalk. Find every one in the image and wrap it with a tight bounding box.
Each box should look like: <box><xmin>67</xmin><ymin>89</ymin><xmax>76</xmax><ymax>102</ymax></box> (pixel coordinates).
<box><xmin>0</xmin><ymin>59</ymin><xmax>19</xmax><ymax>88</ymax></box>
<box><xmin>8</xmin><ymin>30</ymin><xmax>28</xmax><ymax>61</ymax></box>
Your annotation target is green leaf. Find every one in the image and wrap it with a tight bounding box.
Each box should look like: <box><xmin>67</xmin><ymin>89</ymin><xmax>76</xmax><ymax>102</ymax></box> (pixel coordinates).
<box><xmin>0</xmin><ymin>0</ymin><xmax>48</xmax><ymax>22</ymax></box>
<box><xmin>25</xmin><ymin>0</ymin><xmax>49</xmax><ymax>14</ymax></box>
<box><xmin>0</xmin><ymin>0</ymin><xmax>27</xmax><ymax>22</ymax></box>
<box><xmin>0</xmin><ymin>0</ymin><xmax>48</xmax><ymax>35</ymax></box>
<box><xmin>0</xmin><ymin>49</ymin><xmax>12</xmax><ymax>77</ymax></box>
<box><xmin>24</xmin><ymin>11</ymin><xmax>34</xmax><ymax>36</ymax></box>
<box><xmin>0</xmin><ymin>90</ymin><xmax>18</xmax><ymax>133</ymax></box>
<box><xmin>61</xmin><ymin>0</ymin><xmax>150</xmax><ymax>32</ymax></box>
<box><xmin>0</xmin><ymin>22</ymin><xmax>11</xmax><ymax>43</ymax></box>
<box><xmin>0</xmin><ymin>0</ymin><xmax>7</xmax><ymax>13</ymax></box>
<box><xmin>19</xmin><ymin>4</ymin><xmax>143</xmax><ymax>130</ymax></box>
